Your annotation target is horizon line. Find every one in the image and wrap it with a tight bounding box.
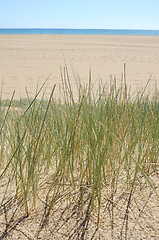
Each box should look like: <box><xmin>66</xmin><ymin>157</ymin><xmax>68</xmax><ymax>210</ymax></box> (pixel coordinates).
<box><xmin>0</xmin><ymin>27</ymin><xmax>159</xmax><ymax>31</ymax></box>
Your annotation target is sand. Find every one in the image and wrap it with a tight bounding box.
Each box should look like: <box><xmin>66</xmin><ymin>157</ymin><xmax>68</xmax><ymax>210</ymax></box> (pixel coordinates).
<box><xmin>1</xmin><ymin>170</ymin><xmax>159</xmax><ymax>239</ymax></box>
<box><xmin>0</xmin><ymin>35</ymin><xmax>159</xmax><ymax>239</ymax></box>
<box><xmin>0</xmin><ymin>34</ymin><xmax>159</xmax><ymax>99</ymax></box>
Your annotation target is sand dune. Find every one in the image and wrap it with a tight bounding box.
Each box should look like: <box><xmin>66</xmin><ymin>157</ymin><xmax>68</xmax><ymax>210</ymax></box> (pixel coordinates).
<box><xmin>0</xmin><ymin>34</ymin><xmax>159</xmax><ymax>99</ymax></box>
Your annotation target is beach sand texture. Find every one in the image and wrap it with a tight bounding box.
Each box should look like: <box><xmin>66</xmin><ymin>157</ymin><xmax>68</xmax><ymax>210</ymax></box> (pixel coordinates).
<box><xmin>0</xmin><ymin>34</ymin><xmax>159</xmax><ymax>99</ymax></box>
<box><xmin>0</xmin><ymin>35</ymin><xmax>159</xmax><ymax>239</ymax></box>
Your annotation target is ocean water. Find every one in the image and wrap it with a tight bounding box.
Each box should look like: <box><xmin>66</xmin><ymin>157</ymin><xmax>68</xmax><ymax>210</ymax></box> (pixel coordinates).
<box><xmin>0</xmin><ymin>28</ymin><xmax>159</xmax><ymax>36</ymax></box>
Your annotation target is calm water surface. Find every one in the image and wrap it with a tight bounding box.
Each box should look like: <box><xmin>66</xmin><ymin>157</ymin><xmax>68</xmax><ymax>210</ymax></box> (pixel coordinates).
<box><xmin>0</xmin><ymin>28</ymin><xmax>159</xmax><ymax>35</ymax></box>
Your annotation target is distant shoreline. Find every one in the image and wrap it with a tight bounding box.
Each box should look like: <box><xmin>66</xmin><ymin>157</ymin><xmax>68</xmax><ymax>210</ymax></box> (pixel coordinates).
<box><xmin>0</xmin><ymin>28</ymin><xmax>159</xmax><ymax>36</ymax></box>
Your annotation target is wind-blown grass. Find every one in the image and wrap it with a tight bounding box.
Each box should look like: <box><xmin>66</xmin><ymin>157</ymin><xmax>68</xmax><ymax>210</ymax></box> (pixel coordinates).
<box><xmin>0</xmin><ymin>71</ymin><xmax>159</xmax><ymax>238</ymax></box>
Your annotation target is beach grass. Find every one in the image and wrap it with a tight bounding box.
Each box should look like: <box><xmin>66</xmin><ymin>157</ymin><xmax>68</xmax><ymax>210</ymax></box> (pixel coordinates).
<box><xmin>0</xmin><ymin>70</ymin><xmax>159</xmax><ymax>239</ymax></box>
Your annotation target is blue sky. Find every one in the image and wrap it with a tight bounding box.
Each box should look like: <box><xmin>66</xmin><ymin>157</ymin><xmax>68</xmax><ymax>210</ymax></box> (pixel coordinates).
<box><xmin>0</xmin><ymin>0</ymin><xmax>159</xmax><ymax>29</ymax></box>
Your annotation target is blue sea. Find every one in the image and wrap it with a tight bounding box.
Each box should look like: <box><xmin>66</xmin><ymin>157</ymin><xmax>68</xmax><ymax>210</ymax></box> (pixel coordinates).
<box><xmin>0</xmin><ymin>28</ymin><xmax>159</xmax><ymax>36</ymax></box>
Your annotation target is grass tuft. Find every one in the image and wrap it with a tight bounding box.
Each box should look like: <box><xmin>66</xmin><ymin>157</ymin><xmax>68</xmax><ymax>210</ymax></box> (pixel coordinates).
<box><xmin>0</xmin><ymin>69</ymin><xmax>159</xmax><ymax>237</ymax></box>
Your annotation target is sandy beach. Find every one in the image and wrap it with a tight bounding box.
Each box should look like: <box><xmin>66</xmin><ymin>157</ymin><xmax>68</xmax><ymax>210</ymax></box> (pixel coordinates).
<box><xmin>0</xmin><ymin>34</ymin><xmax>159</xmax><ymax>99</ymax></box>
<box><xmin>0</xmin><ymin>34</ymin><xmax>159</xmax><ymax>239</ymax></box>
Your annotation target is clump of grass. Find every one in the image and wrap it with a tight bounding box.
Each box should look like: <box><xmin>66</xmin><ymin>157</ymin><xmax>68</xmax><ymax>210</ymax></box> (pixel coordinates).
<box><xmin>0</xmin><ymin>69</ymin><xmax>159</xmax><ymax>237</ymax></box>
